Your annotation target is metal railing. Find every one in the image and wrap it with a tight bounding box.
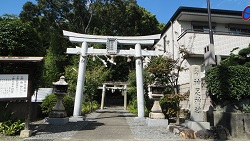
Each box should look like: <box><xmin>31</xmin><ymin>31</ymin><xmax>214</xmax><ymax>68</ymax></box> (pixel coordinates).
<box><xmin>177</xmin><ymin>29</ymin><xmax>250</xmax><ymax>41</ymax></box>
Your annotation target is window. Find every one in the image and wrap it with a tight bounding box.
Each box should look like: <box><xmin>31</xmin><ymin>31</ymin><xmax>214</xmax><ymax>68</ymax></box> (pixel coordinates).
<box><xmin>193</xmin><ymin>25</ymin><xmax>214</xmax><ymax>32</ymax></box>
<box><xmin>191</xmin><ymin>21</ymin><xmax>216</xmax><ymax>33</ymax></box>
<box><xmin>229</xmin><ymin>28</ymin><xmax>250</xmax><ymax>35</ymax></box>
<box><xmin>227</xmin><ymin>24</ymin><xmax>250</xmax><ymax>35</ymax></box>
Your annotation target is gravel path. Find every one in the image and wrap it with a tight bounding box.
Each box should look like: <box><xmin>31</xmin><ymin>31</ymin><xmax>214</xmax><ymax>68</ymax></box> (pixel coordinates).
<box><xmin>25</xmin><ymin>112</ymin><xmax>101</xmax><ymax>140</ymax></box>
<box><xmin>124</xmin><ymin>112</ymin><xmax>182</xmax><ymax>140</ymax></box>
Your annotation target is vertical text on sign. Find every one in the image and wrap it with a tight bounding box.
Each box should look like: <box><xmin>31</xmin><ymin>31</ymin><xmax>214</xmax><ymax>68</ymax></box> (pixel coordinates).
<box><xmin>193</xmin><ymin>66</ymin><xmax>202</xmax><ymax>114</ymax></box>
<box><xmin>0</xmin><ymin>74</ymin><xmax>29</xmax><ymax>98</ymax></box>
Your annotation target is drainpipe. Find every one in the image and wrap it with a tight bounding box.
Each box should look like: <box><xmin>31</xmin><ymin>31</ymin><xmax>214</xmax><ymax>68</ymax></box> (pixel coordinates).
<box><xmin>163</xmin><ymin>36</ymin><xmax>166</xmax><ymax>53</ymax></box>
<box><xmin>170</xmin><ymin>21</ymin><xmax>174</xmax><ymax>60</ymax></box>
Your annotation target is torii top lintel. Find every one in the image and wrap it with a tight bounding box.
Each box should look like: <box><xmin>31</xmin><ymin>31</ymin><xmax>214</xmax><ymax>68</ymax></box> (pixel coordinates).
<box><xmin>63</xmin><ymin>30</ymin><xmax>160</xmax><ymax>46</ymax></box>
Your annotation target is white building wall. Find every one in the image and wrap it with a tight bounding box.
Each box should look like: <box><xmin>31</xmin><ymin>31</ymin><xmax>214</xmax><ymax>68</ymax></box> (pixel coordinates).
<box><xmin>178</xmin><ymin>32</ymin><xmax>250</xmax><ymax>55</ymax></box>
<box><xmin>179</xmin><ymin>21</ymin><xmax>191</xmax><ymax>31</ymax></box>
<box><xmin>154</xmin><ymin>20</ymin><xmax>183</xmax><ymax>60</ymax></box>
<box><xmin>155</xmin><ymin>12</ymin><xmax>250</xmax><ymax>94</ymax></box>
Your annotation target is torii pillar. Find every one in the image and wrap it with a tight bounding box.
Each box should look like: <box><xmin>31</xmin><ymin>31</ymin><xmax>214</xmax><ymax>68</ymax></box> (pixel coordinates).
<box><xmin>123</xmin><ymin>84</ymin><xmax>128</xmax><ymax>110</ymax></box>
<box><xmin>73</xmin><ymin>42</ymin><xmax>88</xmax><ymax>117</ymax></box>
<box><xmin>135</xmin><ymin>43</ymin><xmax>144</xmax><ymax>118</ymax></box>
<box><xmin>100</xmin><ymin>84</ymin><xmax>106</xmax><ymax>110</ymax></box>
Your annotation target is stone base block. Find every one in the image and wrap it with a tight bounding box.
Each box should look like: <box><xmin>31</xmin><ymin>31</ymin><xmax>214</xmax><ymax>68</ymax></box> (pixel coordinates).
<box><xmin>49</xmin><ymin>110</ymin><xmax>67</xmax><ymax>118</ymax></box>
<box><xmin>45</xmin><ymin>117</ymin><xmax>69</xmax><ymax>125</ymax></box>
<box><xmin>147</xmin><ymin>118</ymin><xmax>168</xmax><ymax>127</ymax></box>
<box><xmin>20</xmin><ymin>130</ymin><xmax>32</xmax><ymax>137</ymax></box>
<box><xmin>134</xmin><ymin>117</ymin><xmax>146</xmax><ymax>121</ymax></box>
<box><xmin>185</xmin><ymin>120</ymin><xmax>210</xmax><ymax>132</ymax></box>
<box><xmin>149</xmin><ymin>112</ymin><xmax>165</xmax><ymax>119</ymax></box>
<box><xmin>70</xmin><ymin>116</ymin><xmax>85</xmax><ymax>121</ymax></box>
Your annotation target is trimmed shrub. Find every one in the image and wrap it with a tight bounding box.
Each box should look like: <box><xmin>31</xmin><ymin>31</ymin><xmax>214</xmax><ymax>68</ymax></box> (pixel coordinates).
<box><xmin>206</xmin><ymin>65</ymin><xmax>250</xmax><ymax>102</ymax></box>
<box><xmin>40</xmin><ymin>94</ymin><xmax>74</xmax><ymax>116</ymax></box>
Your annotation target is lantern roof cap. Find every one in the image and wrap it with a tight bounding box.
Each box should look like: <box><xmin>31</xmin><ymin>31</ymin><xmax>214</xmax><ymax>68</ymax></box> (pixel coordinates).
<box><xmin>53</xmin><ymin>76</ymin><xmax>68</xmax><ymax>86</ymax></box>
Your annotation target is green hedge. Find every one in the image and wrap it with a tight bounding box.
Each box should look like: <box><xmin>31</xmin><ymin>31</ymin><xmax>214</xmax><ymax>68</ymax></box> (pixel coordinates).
<box><xmin>206</xmin><ymin>65</ymin><xmax>250</xmax><ymax>102</ymax></box>
<box><xmin>40</xmin><ymin>94</ymin><xmax>74</xmax><ymax>116</ymax></box>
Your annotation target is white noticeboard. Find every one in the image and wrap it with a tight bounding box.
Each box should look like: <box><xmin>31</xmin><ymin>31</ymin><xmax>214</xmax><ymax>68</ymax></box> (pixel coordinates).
<box><xmin>0</xmin><ymin>74</ymin><xmax>29</xmax><ymax>99</ymax></box>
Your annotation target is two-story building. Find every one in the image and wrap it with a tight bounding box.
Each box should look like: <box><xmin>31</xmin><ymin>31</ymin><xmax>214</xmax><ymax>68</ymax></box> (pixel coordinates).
<box><xmin>154</xmin><ymin>6</ymin><xmax>250</xmax><ymax>94</ymax></box>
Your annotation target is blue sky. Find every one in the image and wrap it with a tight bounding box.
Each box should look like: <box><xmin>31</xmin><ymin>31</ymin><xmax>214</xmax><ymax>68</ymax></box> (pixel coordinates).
<box><xmin>0</xmin><ymin>0</ymin><xmax>249</xmax><ymax>23</ymax></box>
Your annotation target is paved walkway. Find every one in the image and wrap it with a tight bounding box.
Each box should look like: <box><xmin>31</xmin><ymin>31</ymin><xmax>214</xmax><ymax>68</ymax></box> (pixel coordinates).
<box><xmin>68</xmin><ymin>108</ymin><xmax>134</xmax><ymax>141</ymax></box>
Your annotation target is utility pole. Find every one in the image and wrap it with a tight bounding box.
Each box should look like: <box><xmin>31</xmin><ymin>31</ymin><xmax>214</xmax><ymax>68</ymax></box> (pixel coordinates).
<box><xmin>207</xmin><ymin>0</ymin><xmax>214</xmax><ymax>45</ymax></box>
<box><xmin>204</xmin><ymin>0</ymin><xmax>217</xmax><ymax>67</ymax></box>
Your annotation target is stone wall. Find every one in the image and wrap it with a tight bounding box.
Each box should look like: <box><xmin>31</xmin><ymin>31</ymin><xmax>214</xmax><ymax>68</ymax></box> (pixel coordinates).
<box><xmin>213</xmin><ymin>112</ymin><xmax>250</xmax><ymax>140</ymax></box>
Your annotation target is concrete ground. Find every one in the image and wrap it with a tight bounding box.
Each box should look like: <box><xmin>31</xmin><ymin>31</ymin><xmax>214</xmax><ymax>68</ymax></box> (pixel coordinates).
<box><xmin>66</xmin><ymin>108</ymin><xmax>134</xmax><ymax>141</ymax></box>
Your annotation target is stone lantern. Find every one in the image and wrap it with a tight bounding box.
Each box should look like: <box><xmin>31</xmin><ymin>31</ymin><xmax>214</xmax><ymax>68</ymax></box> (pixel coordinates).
<box><xmin>147</xmin><ymin>81</ymin><xmax>168</xmax><ymax>127</ymax></box>
<box><xmin>46</xmin><ymin>76</ymin><xmax>69</xmax><ymax>124</ymax></box>
<box><xmin>148</xmin><ymin>84</ymin><xmax>165</xmax><ymax>119</ymax></box>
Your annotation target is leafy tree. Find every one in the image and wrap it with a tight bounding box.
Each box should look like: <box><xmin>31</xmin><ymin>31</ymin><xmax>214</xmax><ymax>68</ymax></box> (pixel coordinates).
<box><xmin>0</xmin><ymin>15</ymin><xmax>43</xmax><ymax>56</ymax></box>
<box><xmin>18</xmin><ymin>0</ymin><xmax>163</xmax><ymax>105</ymax></box>
<box><xmin>42</xmin><ymin>29</ymin><xmax>69</xmax><ymax>87</ymax></box>
<box><xmin>84</xmin><ymin>65</ymin><xmax>110</xmax><ymax>111</ymax></box>
<box><xmin>89</xmin><ymin>0</ymin><xmax>160</xmax><ymax>36</ymax></box>
<box><xmin>145</xmin><ymin>48</ymin><xmax>191</xmax><ymax>122</ymax></box>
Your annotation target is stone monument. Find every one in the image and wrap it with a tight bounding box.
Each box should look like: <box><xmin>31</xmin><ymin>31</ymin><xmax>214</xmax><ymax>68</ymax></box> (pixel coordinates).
<box><xmin>185</xmin><ymin>65</ymin><xmax>210</xmax><ymax>131</ymax></box>
<box><xmin>45</xmin><ymin>76</ymin><xmax>69</xmax><ymax>124</ymax></box>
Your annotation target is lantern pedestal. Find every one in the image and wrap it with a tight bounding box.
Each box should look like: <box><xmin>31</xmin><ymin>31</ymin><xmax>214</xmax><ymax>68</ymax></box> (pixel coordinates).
<box><xmin>49</xmin><ymin>93</ymin><xmax>67</xmax><ymax>118</ymax></box>
<box><xmin>149</xmin><ymin>94</ymin><xmax>165</xmax><ymax>119</ymax></box>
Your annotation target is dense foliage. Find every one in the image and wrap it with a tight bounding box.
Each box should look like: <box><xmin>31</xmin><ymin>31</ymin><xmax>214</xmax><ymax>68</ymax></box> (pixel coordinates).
<box><xmin>0</xmin><ymin>120</ymin><xmax>24</xmax><ymax>136</ymax></box>
<box><xmin>206</xmin><ymin>65</ymin><xmax>250</xmax><ymax>101</ymax></box>
<box><xmin>18</xmin><ymin>0</ymin><xmax>163</xmax><ymax>87</ymax></box>
<box><xmin>206</xmin><ymin>46</ymin><xmax>250</xmax><ymax>110</ymax></box>
<box><xmin>0</xmin><ymin>15</ymin><xmax>44</xmax><ymax>56</ymax></box>
<box><xmin>127</xmin><ymin>69</ymin><xmax>153</xmax><ymax>116</ymax></box>
<box><xmin>147</xmin><ymin>56</ymin><xmax>176</xmax><ymax>88</ymax></box>
<box><xmin>81</xmin><ymin>101</ymin><xmax>100</xmax><ymax>114</ymax></box>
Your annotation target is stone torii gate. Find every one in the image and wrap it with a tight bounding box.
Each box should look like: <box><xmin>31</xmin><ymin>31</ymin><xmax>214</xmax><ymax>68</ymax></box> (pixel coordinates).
<box><xmin>63</xmin><ymin>30</ymin><xmax>160</xmax><ymax>119</ymax></box>
<box><xmin>98</xmin><ymin>82</ymin><xmax>129</xmax><ymax>110</ymax></box>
